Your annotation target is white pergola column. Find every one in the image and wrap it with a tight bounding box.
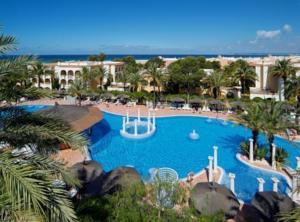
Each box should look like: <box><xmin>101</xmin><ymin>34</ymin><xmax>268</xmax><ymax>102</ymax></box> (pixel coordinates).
<box><xmin>272</xmin><ymin>144</ymin><xmax>276</xmax><ymax>170</ymax></box>
<box><xmin>257</xmin><ymin>178</ymin><xmax>265</xmax><ymax>192</ymax></box>
<box><xmin>296</xmin><ymin>157</ymin><xmax>300</xmax><ymax>170</ymax></box>
<box><xmin>126</xmin><ymin>111</ymin><xmax>129</xmax><ymax>123</ymax></box>
<box><xmin>134</xmin><ymin>119</ymin><xmax>138</xmax><ymax>136</ymax></box>
<box><xmin>213</xmin><ymin>146</ymin><xmax>218</xmax><ymax>172</ymax></box>
<box><xmin>228</xmin><ymin>173</ymin><xmax>236</xmax><ymax>194</ymax></box>
<box><xmin>271</xmin><ymin>177</ymin><xmax>279</xmax><ymax>192</ymax></box>
<box><xmin>122</xmin><ymin>117</ymin><xmax>126</xmax><ymax>132</ymax></box>
<box><xmin>208</xmin><ymin>156</ymin><xmax>214</xmax><ymax>182</ymax></box>
<box><xmin>279</xmin><ymin>78</ymin><xmax>285</xmax><ymax>102</ymax></box>
<box><xmin>152</xmin><ymin>112</ymin><xmax>156</xmax><ymax>129</ymax></box>
<box><xmin>249</xmin><ymin>138</ymin><xmax>254</xmax><ymax>162</ymax></box>
<box><xmin>137</xmin><ymin>109</ymin><xmax>141</xmax><ymax>122</ymax></box>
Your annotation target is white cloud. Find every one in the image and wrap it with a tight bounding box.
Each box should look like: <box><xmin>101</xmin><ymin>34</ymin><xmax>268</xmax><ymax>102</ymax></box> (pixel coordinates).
<box><xmin>283</xmin><ymin>24</ymin><xmax>292</xmax><ymax>32</ymax></box>
<box><xmin>250</xmin><ymin>29</ymin><xmax>281</xmax><ymax>44</ymax></box>
<box><xmin>256</xmin><ymin>30</ymin><xmax>281</xmax><ymax>39</ymax></box>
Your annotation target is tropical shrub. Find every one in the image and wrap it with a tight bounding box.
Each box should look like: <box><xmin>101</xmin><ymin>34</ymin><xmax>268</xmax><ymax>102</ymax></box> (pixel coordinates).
<box><xmin>255</xmin><ymin>146</ymin><xmax>268</xmax><ymax>160</ymax></box>
<box><xmin>275</xmin><ymin>147</ymin><xmax>289</xmax><ymax>168</ymax></box>
<box><xmin>240</xmin><ymin>141</ymin><xmax>250</xmax><ymax>156</ymax></box>
<box><xmin>240</xmin><ymin>141</ymin><xmax>268</xmax><ymax>160</ymax></box>
<box><xmin>75</xmin><ymin>182</ymin><xmax>226</xmax><ymax>222</ymax></box>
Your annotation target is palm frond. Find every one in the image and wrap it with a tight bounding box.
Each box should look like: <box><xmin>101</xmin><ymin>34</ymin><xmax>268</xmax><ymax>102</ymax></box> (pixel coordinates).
<box><xmin>0</xmin><ymin>151</ymin><xmax>78</xmax><ymax>222</ymax></box>
<box><xmin>0</xmin><ymin>34</ymin><xmax>17</xmax><ymax>53</ymax></box>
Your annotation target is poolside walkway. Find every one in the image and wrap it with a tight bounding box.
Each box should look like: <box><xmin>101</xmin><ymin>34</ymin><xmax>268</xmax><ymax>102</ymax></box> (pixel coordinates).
<box><xmin>96</xmin><ymin>103</ymin><xmax>230</xmax><ymax>119</ymax></box>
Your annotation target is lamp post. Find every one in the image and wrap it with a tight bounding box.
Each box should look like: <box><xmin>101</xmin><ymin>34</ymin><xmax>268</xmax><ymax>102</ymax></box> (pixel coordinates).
<box><xmin>272</xmin><ymin>144</ymin><xmax>276</xmax><ymax>170</ymax></box>
<box><xmin>213</xmin><ymin>146</ymin><xmax>218</xmax><ymax>172</ymax></box>
<box><xmin>228</xmin><ymin>173</ymin><xmax>236</xmax><ymax>194</ymax></box>
<box><xmin>208</xmin><ymin>156</ymin><xmax>214</xmax><ymax>182</ymax></box>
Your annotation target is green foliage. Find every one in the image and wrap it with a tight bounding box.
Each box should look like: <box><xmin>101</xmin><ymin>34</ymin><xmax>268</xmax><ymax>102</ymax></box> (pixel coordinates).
<box><xmin>68</xmin><ymin>79</ymin><xmax>86</xmax><ymax>106</ymax></box>
<box><xmin>269</xmin><ymin>59</ymin><xmax>296</xmax><ymax>81</ymax></box>
<box><xmin>52</xmin><ymin>77</ymin><xmax>60</xmax><ymax>90</ymax></box>
<box><xmin>88</xmin><ymin>53</ymin><xmax>106</xmax><ymax>62</ymax></box>
<box><xmin>75</xmin><ymin>182</ymin><xmax>226</xmax><ymax>222</ymax></box>
<box><xmin>240</xmin><ymin>141</ymin><xmax>250</xmax><ymax>156</ymax></box>
<box><xmin>240</xmin><ymin>141</ymin><xmax>268</xmax><ymax>160</ymax></box>
<box><xmin>0</xmin><ymin>26</ymin><xmax>88</xmax><ymax>222</ymax></box>
<box><xmin>255</xmin><ymin>146</ymin><xmax>268</xmax><ymax>160</ymax></box>
<box><xmin>144</xmin><ymin>56</ymin><xmax>165</xmax><ymax>69</ymax></box>
<box><xmin>204</xmin><ymin>71</ymin><xmax>227</xmax><ymax>99</ymax></box>
<box><xmin>166</xmin><ymin>57</ymin><xmax>207</xmax><ymax>95</ymax></box>
<box><xmin>0</xmin><ymin>150</ymin><xmax>79</xmax><ymax>222</ymax></box>
<box><xmin>223</xmin><ymin>60</ymin><xmax>256</xmax><ymax>94</ymax></box>
<box><xmin>275</xmin><ymin>147</ymin><xmax>289</xmax><ymax>168</ymax></box>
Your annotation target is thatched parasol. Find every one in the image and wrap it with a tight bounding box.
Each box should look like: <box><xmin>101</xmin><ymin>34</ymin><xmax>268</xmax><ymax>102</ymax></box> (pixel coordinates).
<box><xmin>189</xmin><ymin>98</ymin><xmax>203</xmax><ymax>104</ymax></box>
<box><xmin>190</xmin><ymin>182</ymin><xmax>240</xmax><ymax>219</ymax></box>
<box><xmin>230</xmin><ymin>101</ymin><xmax>245</xmax><ymax>110</ymax></box>
<box><xmin>171</xmin><ymin>98</ymin><xmax>185</xmax><ymax>103</ymax></box>
<box><xmin>38</xmin><ymin>105</ymin><xmax>102</xmax><ymax>132</ymax></box>
<box><xmin>100</xmin><ymin>93</ymin><xmax>113</xmax><ymax>100</ymax></box>
<box><xmin>208</xmin><ymin>100</ymin><xmax>225</xmax><ymax>111</ymax></box>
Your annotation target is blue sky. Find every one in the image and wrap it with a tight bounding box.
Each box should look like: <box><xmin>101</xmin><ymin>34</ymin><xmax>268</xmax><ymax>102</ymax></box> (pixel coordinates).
<box><xmin>1</xmin><ymin>0</ymin><xmax>300</xmax><ymax>54</ymax></box>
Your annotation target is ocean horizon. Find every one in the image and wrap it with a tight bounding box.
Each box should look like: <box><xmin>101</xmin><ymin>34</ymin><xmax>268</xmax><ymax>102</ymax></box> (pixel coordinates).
<box><xmin>2</xmin><ymin>53</ymin><xmax>299</xmax><ymax>63</ymax></box>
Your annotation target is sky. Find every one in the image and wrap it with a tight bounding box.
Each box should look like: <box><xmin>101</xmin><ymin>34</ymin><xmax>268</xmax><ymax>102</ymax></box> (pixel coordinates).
<box><xmin>1</xmin><ymin>0</ymin><xmax>300</xmax><ymax>55</ymax></box>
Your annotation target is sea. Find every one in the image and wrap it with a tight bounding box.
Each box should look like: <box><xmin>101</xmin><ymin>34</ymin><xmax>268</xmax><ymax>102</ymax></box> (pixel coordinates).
<box><xmin>1</xmin><ymin>54</ymin><xmax>298</xmax><ymax>63</ymax></box>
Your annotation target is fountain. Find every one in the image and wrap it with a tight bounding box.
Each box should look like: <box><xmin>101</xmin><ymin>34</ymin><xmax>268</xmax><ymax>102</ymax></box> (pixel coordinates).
<box><xmin>189</xmin><ymin>129</ymin><xmax>199</xmax><ymax>140</ymax></box>
<box><xmin>120</xmin><ymin>109</ymin><xmax>156</xmax><ymax>139</ymax></box>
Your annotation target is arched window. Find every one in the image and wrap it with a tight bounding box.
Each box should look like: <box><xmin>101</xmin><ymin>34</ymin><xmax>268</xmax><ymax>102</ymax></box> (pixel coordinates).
<box><xmin>75</xmin><ymin>70</ymin><xmax>81</xmax><ymax>78</ymax></box>
<box><xmin>61</xmin><ymin>70</ymin><xmax>67</xmax><ymax>76</ymax></box>
<box><xmin>67</xmin><ymin>70</ymin><xmax>74</xmax><ymax>77</ymax></box>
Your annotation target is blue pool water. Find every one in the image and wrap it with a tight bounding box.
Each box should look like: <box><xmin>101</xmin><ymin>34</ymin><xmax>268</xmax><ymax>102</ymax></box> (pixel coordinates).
<box><xmin>21</xmin><ymin>105</ymin><xmax>50</xmax><ymax>112</ymax></box>
<box><xmin>90</xmin><ymin>112</ymin><xmax>300</xmax><ymax>202</ymax></box>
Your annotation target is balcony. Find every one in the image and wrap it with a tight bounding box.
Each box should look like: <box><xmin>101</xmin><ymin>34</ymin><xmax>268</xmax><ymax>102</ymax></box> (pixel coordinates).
<box><xmin>250</xmin><ymin>88</ymin><xmax>279</xmax><ymax>101</ymax></box>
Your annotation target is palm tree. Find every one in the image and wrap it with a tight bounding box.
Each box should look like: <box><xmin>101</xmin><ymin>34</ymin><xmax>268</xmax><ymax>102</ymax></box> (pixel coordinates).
<box><xmin>145</xmin><ymin>62</ymin><xmax>163</xmax><ymax>107</ymax></box>
<box><xmin>92</xmin><ymin>66</ymin><xmax>106</xmax><ymax>89</ymax></box>
<box><xmin>232</xmin><ymin>102</ymin><xmax>265</xmax><ymax>153</ymax></box>
<box><xmin>234</xmin><ymin>60</ymin><xmax>256</xmax><ymax>94</ymax></box>
<box><xmin>129</xmin><ymin>70</ymin><xmax>145</xmax><ymax>92</ymax></box>
<box><xmin>81</xmin><ymin>67</ymin><xmax>98</xmax><ymax>89</ymax></box>
<box><xmin>118</xmin><ymin>64</ymin><xmax>133</xmax><ymax>91</ymax></box>
<box><xmin>285</xmin><ymin>75</ymin><xmax>300</xmax><ymax>128</ymax></box>
<box><xmin>205</xmin><ymin>71</ymin><xmax>226</xmax><ymax>99</ymax></box>
<box><xmin>68</xmin><ymin>79</ymin><xmax>85</xmax><ymax>106</ymax></box>
<box><xmin>0</xmin><ymin>28</ymin><xmax>87</xmax><ymax>221</ymax></box>
<box><xmin>0</xmin><ymin>150</ymin><xmax>80</xmax><ymax>222</ymax></box>
<box><xmin>260</xmin><ymin>101</ymin><xmax>295</xmax><ymax>157</ymax></box>
<box><xmin>269</xmin><ymin>59</ymin><xmax>296</xmax><ymax>101</ymax></box>
<box><xmin>31</xmin><ymin>61</ymin><xmax>44</xmax><ymax>88</ymax></box>
<box><xmin>0</xmin><ymin>27</ymin><xmax>16</xmax><ymax>53</ymax></box>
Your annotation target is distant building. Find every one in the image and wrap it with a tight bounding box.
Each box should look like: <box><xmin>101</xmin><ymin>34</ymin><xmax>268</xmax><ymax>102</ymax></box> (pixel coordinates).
<box><xmin>32</xmin><ymin>61</ymin><xmax>123</xmax><ymax>90</ymax></box>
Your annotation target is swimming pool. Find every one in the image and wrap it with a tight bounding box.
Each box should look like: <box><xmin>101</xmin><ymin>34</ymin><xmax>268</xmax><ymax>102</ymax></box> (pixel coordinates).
<box><xmin>90</xmin><ymin>112</ymin><xmax>300</xmax><ymax>202</ymax></box>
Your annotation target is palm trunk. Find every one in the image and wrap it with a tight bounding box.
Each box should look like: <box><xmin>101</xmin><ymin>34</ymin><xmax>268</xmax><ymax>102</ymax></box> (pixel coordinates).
<box><xmin>296</xmin><ymin>95</ymin><xmax>300</xmax><ymax>134</ymax></box>
<box><xmin>153</xmin><ymin>85</ymin><xmax>156</xmax><ymax>108</ymax></box>
<box><xmin>267</xmin><ymin>134</ymin><xmax>274</xmax><ymax>162</ymax></box>
<box><xmin>252</xmin><ymin>129</ymin><xmax>259</xmax><ymax>155</ymax></box>
<box><xmin>78</xmin><ymin>96</ymin><xmax>82</xmax><ymax>106</ymax></box>
<box><xmin>38</xmin><ymin>75</ymin><xmax>41</xmax><ymax>88</ymax></box>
